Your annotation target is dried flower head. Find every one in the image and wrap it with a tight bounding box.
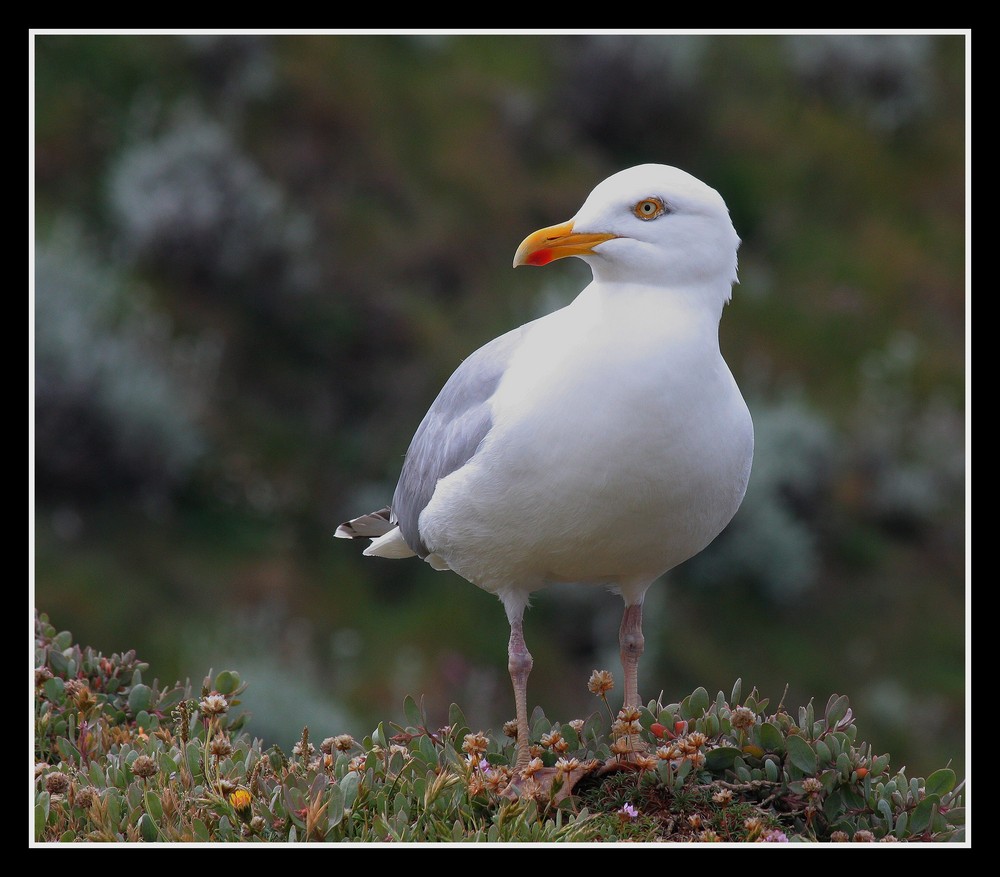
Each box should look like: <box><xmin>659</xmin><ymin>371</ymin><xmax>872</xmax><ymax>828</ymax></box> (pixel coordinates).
<box><xmin>35</xmin><ymin>666</ymin><xmax>53</xmax><ymax>687</ymax></box>
<box><xmin>801</xmin><ymin>777</ymin><xmax>823</xmax><ymax>795</ymax></box>
<box><xmin>529</xmin><ymin>744</ymin><xmax>544</xmax><ymax>759</ymax></box>
<box><xmin>830</xmin><ymin>831</ymin><xmax>850</xmax><ymax>843</ymax></box>
<box><xmin>687</xmin><ymin>731</ymin><xmax>707</xmax><ymax>748</ymax></box>
<box><xmin>879</xmin><ymin>835</ymin><xmax>899</xmax><ymax>843</ymax></box>
<box><xmin>744</xmin><ymin>816</ymin><xmax>765</xmax><ymax>838</ymax></box>
<box><xmin>588</xmin><ymin>669</ymin><xmax>614</xmax><ymax>696</ymax></box>
<box><xmin>131</xmin><ymin>755</ymin><xmax>157</xmax><ymax>780</ymax></box>
<box><xmin>45</xmin><ymin>771</ymin><xmax>70</xmax><ymax>795</ymax></box>
<box><xmin>657</xmin><ymin>744</ymin><xmax>679</xmax><ymax>761</ymax></box>
<box><xmin>249</xmin><ymin>815</ymin><xmax>265</xmax><ymax>834</ymax></box>
<box><xmin>699</xmin><ymin>829</ymin><xmax>720</xmax><ymax>842</ymax></box>
<box><xmin>554</xmin><ymin>757</ymin><xmax>580</xmax><ymax>778</ymax></box>
<box><xmin>210</xmin><ymin>733</ymin><xmax>233</xmax><ymax>759</ymax></box>
<box><xmin>348</xmin><ymin>755</ymin><xmax>367</xmax><ymax>773</ymax></box>
<box><xmin>730</xmin><ymin>706</ymin><xmax>756</xmax><ymax>730</ymax></box>
<box><xmin>74</xmin><ymin>786</ymin><xmax>96</xmax><ymax>809</ymax></box>
<box><xmin>199</xmin><ymin>693</ymin><xmax>229</xmax><ymax>717</ymax></box>
<box><xmin>688</xmin><ymin>813</ymin><xmax>703</xmax><ymax>830</ymax></box>
<box><xmin>618</xmin><ymin>707</ymin><xmax>642</xmax><ymax>724</ymax></box>
<box><xmin>462</xmin><ymin>732</ymin><xmax>490</xmax><ymax>756</ymax></box>
<box><xmin>712</xmin><ymin>789</ymin><xmax>733</xmax><ymax>806</ymax></box>
<box><xmin>609</xmin><ymin>737</ymin><xmax>634</xmax><ymax>756</ymax></box>
<box><xmin>502</xmin><ymin>720</ymin><xmax>519</xmax><ymax>738</ymax></box>
<box><xmin>292</xmin><ymin>740</ymin><xmax>315</xmax><ymax>758</ymax></box>
<box><xmin>853</xmin><ymin>830</ymin><xmax>875</xmax><ymax>843</ymax></box>
<box><xmin>522</xmin><ymin>757</ymin><xmax>545</xmax><ymax>778</ymax></box>
<box><xmin>485</xmin><ymin>765</ymin><xmax>512</xmax><ymax>791</ymax></box>
<box><xmin>323</xmin><ymin>734</ymin><xmax>356</xmax><ymax>753</ymax></box>
<box><xmin>634</xmin><ymin>754</ymin><xmax>658</xmax><ymax>772</ymax></box>
<box><xmin>539</xmin><ymin>730</ymin><xmax>562</xmax><ymax>749</ymax></box>
<box><xmin>216</xmin><ymin>778</ymin><xmax>237</xmax><ymax>796</ymax></box>
<box><xmin>612</xmin><ymin>717</ymin><xmax>641</xmax><ymax>737</ymax></box>
<box><xmin>568</xmin><ymin>719</ymin><xmax>585</xmax><ymax>735</ymax></box>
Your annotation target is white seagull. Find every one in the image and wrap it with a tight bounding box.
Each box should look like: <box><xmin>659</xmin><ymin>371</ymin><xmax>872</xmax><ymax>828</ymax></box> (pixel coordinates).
<box><xmin>337</xmin><ymin>164</ymin><xmax>754</xmax><ymax>774</ymax></box>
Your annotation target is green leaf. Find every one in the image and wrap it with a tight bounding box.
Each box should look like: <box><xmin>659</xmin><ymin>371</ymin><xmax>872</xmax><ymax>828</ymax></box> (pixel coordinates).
<box><xmin>836</xmin><ymin>752</ymin><xmax>852</xmax><ymax>778</ymax></box>
<box><xmin>758</xmin><ymin>721</ymin><xmax>783</xmax><ymax>752</ymax></box>
<box><xmin>814</xmin><ymin>739</ymin><xmax>832</xmax><ymax>765</ymax></box>
<box><xmin>53</xmin><ymin>630</ymin><xmax>73</xmax><ymax>649</ymax></box>
<box><xmin>192</xmin><ymin>817</ymin><xmax>210</xmax><ymax>842</ymax></box>
<box><xmin>35</xmin><ymin>802</ymin><xmax>47</xmax><ymax>841</ymax></box>
<box><xmin>731</xmin><ymin>678</ymin><xmax>742</xmax><ymax>706</ymax></box>
<box><xmin>785</xmin><ymin>734</ymin><xmax>817</xmax><ymax>774</ymax></box>
<box><xmin>57</xmin><ymin>736</ymin><xmax>81</xmax><ymax>764</ymax></box>
<box><xmin>688</xmin><ymin>687</ymin><xmax>710</xmax><ymax>717</ymax></box>
<box><xmin>139</xmin><ymin>812</ymin><xmax>159</xmax><ymax>842</ymax></box>
<box><xmin>43</xmin><ymin>676</ymin><xmax>66</xmax><ymax>703</ymax></box>
<box><xmin>448</xmin><ymin>702</ymin><xmax>468</xmax><ymax>731</ymax></box>
<box><xmin>107</xmin><ymin>790</ymin><xmax>122</xmax><ymax>827</ymax></box>
<box><xmin>943</xmin><ymin>806</ymin><xmax>965</xmax><ymax>826</ymax></box>
<box><xmin>48</xmin><ymin>649</ymin><xmax>69</xmax><ymax>676</ymax></box>
<box><xmin>825</xmin><ymin>694</ymin><xmax>850</xmax><ymax>728</ymax></box>
<box><xmin>327</xmin><ymin>783</ymin><xmax>345</xmax><ymax>828</ymax></box>
<box><xmin>925</xmin><ymin>768</ymin><xmax>956</xmax><ymax>798</ymax></box>
<box><xmin>127</xmin><ymin>683</ymin><xmax>152</xmax><ymax>714</ymax></box>
<box><xmin>894</xmin><ymin>810</ymin><xmax>909</xmax><ymax>838</ymax></box>
<box><xmin>214</xmin><ymin>670</ymin><xmax>241</xmax><ymax>695</ymax></box>
<box><xmin>704</xmin><ymin>746</ymin><xmax>741</xmax><ymax>771</ymax></box>
<box><xmin>876</xmin><ymin>797</ymin><xmax>893</xmax><ymax>825</ymax></box>
<box><xmin>340</xmin><ymin>770</ymin><xmax>360</xmax><ymax>810</ymax></box>
<box><xmin>764</xmin><ymin>758</ymin><xmax>779</xmax><ymax>782</ymax></box>
<box><xmin>158</xmin><ymin>753</ymin><xmax>179</xmax><ymax>776</ymax></box>
<box><xmin>145</xmin><ymin>791</ymin><xmax>163</xmax><ymax>821</ymax></box>
<box><xmin>909</xmin><ymin>794</ymin><xmax>939</xmax><ymax>834</ymax></box>
<box><xmin>403</xmin><ymin>694</ymin><xmax>422</xmax><ymax>728</ymax></box>
<box><xmin>823</xmin><ymin>787</ymin><xmax>845</xmax><ymax>821</ymax></box>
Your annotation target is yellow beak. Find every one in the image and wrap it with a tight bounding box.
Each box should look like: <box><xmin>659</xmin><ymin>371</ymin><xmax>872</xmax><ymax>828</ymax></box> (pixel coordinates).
<box><xmin>513</xmin><ymin>220</ymin><xmax>618</xmax><ymax>268</ymax></box>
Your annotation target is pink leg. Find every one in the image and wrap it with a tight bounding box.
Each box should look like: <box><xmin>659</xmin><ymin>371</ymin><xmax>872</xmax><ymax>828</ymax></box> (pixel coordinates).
<box><xmin>620</xmin><ymin>602</ymin><xmax>645</xmax><ymax>709</ymax></box>
<box><xmin>508</xmin><ymin>614</ymin><xmax>534</xmax><ymax>772</ymax></box>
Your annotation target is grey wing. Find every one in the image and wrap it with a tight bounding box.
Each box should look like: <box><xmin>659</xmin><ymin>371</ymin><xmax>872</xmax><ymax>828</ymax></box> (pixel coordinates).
<box><xmin>392</xmin><ymin>321</ymin><xmax>532</xmax><ymax>556</ymax></box>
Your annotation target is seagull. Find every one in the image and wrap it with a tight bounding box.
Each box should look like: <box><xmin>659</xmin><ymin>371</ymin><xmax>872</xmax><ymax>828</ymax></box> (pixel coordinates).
<box><xmin>337</xmin><ymin>164</ymin><xmax>753</xmax><ymax>774</ymax></box>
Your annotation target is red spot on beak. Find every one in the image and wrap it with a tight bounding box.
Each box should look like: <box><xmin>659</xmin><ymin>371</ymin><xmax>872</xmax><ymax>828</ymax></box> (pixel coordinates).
<box><xmin>526</xmin><ymin>249</ymin><xmax>553</xmax><ymax>266</ymax></box>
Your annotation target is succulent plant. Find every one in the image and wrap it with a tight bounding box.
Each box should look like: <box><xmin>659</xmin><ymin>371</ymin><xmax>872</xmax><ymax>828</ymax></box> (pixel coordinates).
<box><xmin>34</xmin><ymin>612</ymin><xmax>964</xmax><ymax>843</ymax></box>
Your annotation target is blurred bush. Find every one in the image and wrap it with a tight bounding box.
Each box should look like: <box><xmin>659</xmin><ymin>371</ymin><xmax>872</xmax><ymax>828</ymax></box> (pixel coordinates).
<box><xmin>35</xmin><ymin>222</ymin><xmax>218</xmax><ymax>502</ymax></box>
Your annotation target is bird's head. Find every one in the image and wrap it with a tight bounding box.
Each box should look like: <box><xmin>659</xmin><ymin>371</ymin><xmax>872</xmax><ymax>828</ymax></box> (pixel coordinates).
<box><xmin>513</xmin><ymin>164</ymin><xmax>741</xmax><ymax>294</ymax></box>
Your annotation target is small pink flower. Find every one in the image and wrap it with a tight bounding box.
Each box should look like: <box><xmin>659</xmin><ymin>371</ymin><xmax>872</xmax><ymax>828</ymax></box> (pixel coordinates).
<box><xmin>761</xmin><ymin>829</ymin><xmax>789</xmax><ymax>843</ymax></box>
<box><xmin>618</xmin><ymin>803</ymin><xmax>639</xmax><ymax>820</ymax></box>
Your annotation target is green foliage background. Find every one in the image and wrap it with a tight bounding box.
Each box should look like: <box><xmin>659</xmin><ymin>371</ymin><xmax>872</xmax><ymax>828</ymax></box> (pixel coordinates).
<box><xmin>33</xmin><ymin>34</ymin><xmax>966</xmax><ymax>782</ymax></box>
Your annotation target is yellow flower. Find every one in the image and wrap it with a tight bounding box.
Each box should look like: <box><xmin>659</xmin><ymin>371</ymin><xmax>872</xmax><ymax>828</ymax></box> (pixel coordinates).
<box><xmin>229</xmin><ymin>788</ymin><xmax>253</xmax><ymax>822</ymax></box>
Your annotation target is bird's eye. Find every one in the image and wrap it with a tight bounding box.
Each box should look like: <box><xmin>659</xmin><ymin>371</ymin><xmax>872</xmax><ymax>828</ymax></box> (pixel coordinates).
<box><xmin>633</xmin><ymin>197</ymin><xmax>666</xmax><ymax>220</ymax></box>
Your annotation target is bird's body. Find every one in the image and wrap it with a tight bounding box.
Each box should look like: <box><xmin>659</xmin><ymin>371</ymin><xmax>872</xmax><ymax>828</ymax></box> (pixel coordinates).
<box><xmin>338</xmin><ymin>164</ymin><xmax>753</xmax><ymax>775</ymax></box>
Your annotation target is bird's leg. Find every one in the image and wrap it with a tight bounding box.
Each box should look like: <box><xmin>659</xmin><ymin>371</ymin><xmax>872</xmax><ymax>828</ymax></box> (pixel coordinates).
<box><xmin>613</xmin><ymin>601</ymin><xmax>650</xmax><ymax>760</ymax></box>
<box><xmin>507</xmin><ymin>612</ymin><xmax>534</xmax><ymax>773</ymax></box>
<box><xmin>619</xmin><ymin>601</ymin><xmax>645</xmax><ymax>709</ymax></box>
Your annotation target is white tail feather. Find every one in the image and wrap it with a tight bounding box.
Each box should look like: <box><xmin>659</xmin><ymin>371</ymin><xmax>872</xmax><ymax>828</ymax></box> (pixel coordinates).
<box><xmin>363</xmin><ymin>527</ymin><xmax>417</xmax><ymax>559</ymax></box>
